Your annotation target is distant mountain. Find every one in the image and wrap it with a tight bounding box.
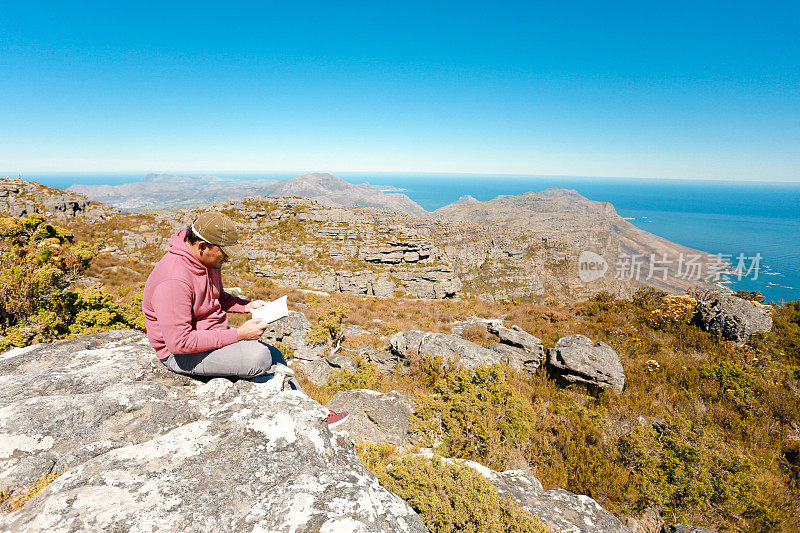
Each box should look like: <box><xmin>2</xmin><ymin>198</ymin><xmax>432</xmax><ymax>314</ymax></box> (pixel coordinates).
<box><xmin>68</xmin><ymin>172</ymin><xmax>428</xmax><ymax>217</ymax></box>
<box><xmin>450</xmin><ymin>194</ymin><xmax>480</xmax><ymax>205</ymax></box>
<box><xmin>434</xmin><ymin>187</ymin><xmax>722</xmax><ymax>296</ymax></box>
<box><xmin>266</xmin><ymin>173</ymin><xmax>428</xmax><ymax>217</ymax></box>
<box><xmin>68</xmin><ymin>174</ymin><xmax>279</xmax><ymax>211</ymax></box>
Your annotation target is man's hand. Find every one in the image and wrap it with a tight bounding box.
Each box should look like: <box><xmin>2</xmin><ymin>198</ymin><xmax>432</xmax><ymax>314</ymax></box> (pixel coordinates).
<box><xmin>244</xmin><ymin>300</ymin><xmax>268</xmax><ymax>313</ymax></box>
<box><xmin>237</xmin><ymin>317</ymin><xmax>268</xmax><ymax>341</ymax></box>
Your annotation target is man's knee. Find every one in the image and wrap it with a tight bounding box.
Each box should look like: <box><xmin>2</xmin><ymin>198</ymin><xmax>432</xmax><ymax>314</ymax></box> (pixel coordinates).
<box><xmin>239</xmin><ymin>341</ymin><xmax>273</xmax><ymax>377</ymax></box>
<box><xmin>262</xmin><ymin>342</ymin><xmax>287</xmax><ymax>366</ymax></box>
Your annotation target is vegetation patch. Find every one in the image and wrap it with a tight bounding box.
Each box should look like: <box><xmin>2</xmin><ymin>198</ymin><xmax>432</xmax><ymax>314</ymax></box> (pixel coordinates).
<box><xmin>358</xmin><ymin>443</ymin><xmax>550</xmax><ymax>533</ymax></box>
<box><xmin>0</xmin><ymin>214</ymin><xmax>144</xmax><ymax>348</ymax></box>
<box><xmin>0</xmin><ymin>472</ymin><xmax>62</xmax><ymax>512</ymax></box>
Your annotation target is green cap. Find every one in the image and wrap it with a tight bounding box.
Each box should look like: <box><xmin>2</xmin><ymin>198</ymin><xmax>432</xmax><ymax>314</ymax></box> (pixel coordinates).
<box><xmin>191</xmin><ymin>211</ymin><xmax>244</xmax><ymax>259</ymax></box>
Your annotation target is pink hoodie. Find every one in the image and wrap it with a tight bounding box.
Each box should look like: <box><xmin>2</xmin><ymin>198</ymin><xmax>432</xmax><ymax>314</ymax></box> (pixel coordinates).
<box><xmin>142</xmin><ymin>228</ymin><xmax>248</xmax><ymax>359</ymax></box>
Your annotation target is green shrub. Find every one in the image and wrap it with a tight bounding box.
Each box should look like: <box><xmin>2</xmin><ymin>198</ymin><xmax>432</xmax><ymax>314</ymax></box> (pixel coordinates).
<box><xmin>0</xmin><ymin>213</ymin><xmax>92</xmax><ymax>329</ymax></box>
<box><xmin>327</xmin><ymin>359</ymin><xmax>379</xmax><ymax>392</ymax></box>
<box><xmin>0</xmin><ymin>214</ymin><xmax>145</xmax><ymax>349</ymax></box>
<box><xmin>735</xmin><ymin>290</ymin><xmax>765</xmax><ymax>303</ymax></box>
<box><xmin>414</xmin><ymin>365</ymin><xmax>538</xmax><ymax>471</ymax></box>
<box><xmin>308</xmin><ymin>304</ymin><xmax>349</xmax><ymax>348</ymax></box>
<box><xmin>358</xmin><ymin>444</ymin><xmax>550</xmax><ymax>533</ymax></box>
<box><xmin>406</xmin><ymin>352</ymin><xmax>799</xmax><ymax>531</ymax></box>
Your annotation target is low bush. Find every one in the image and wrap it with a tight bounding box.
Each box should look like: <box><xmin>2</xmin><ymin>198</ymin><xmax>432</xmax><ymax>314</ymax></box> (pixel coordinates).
<box><xmin>0</xmin><ymin>214</ymin><xmax>145</xmax><ymax>349</ymax></box>
<box><xmin>327</xmin><ymin>358</ymin><xmax>379</xmax><ymax>393</ymax></box>
<box><xmin>357</xmin><ymin>444</ymin><xmax>550</xmax><ymax>533</ymax></box>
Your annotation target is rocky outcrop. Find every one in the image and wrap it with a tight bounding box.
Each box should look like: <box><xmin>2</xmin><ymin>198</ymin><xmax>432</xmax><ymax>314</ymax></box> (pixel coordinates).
<box><xmin>0</xmin><ymin>178</ymin><xmax>107</xmax><ymax>219</ymax></box>
<box><xmin>487</xmin><ymin>323</ymin><xmax>545</xmax><ymax>374</ymax></box>
<box><xmin>295</xmin><ymin>354</ymin><xmax>358</xmax><ymax>386</ymax></box>
<box><xmin>327</xmin><ymin>390</ymin><xmax>417</xmax><ymax>446</ymax></box>
<box><xmin>360</xmin><ymin>241</ymin><xmax>432</xmax><ymax>264</ymax></box>
<box><xmin>259</xmin><ymin>311</ymin><xmax>313</xmax><ymax>352</ymax></box>
<box><xmin>255</xmin><ymin>267</ymin><xmax>462</xmax><ymax>300</ymax></box>
<box><xmin>691</xmin><ymin>292</ymin><xmax>773</xmax><ymax>344</ymax></box>
<box><xmin>547</xmin><ymin>334</ymin><xmax>625</xmax><ymax>392</ymax></box>
<box><xmin>0</xmin><ymin>331</ymin><xmax>429</xmax><ymax>532</ymax></box>
<box><xmin>389</xmin><ymin>330</ymin><xmax>501</xmax><ymax>369</ymax></box>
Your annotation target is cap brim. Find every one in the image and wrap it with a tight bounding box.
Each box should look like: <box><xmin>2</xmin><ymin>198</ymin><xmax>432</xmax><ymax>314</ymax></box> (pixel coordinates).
<box><xmin>220</xmin><ymin>242</ymin><xmax>245</xmax><ymax>259</ymax></box>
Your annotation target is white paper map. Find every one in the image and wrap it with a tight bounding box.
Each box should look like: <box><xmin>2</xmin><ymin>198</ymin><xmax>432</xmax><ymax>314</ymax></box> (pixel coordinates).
<box><xmin>251</xmin><ymin>295</ymin><xmax>289</xmax><ymax>325</ymax></box>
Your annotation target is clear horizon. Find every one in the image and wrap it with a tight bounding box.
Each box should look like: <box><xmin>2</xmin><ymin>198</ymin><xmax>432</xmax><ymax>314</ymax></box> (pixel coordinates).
<box><xmin>5</xmin><ymin>170</ymin><xmax>800</xmax><ymax>184</ymax></box>
<box><xmin>2</xmin><ymin>2</ymin><xmax>798</xmax><ymax>181</ymax></box>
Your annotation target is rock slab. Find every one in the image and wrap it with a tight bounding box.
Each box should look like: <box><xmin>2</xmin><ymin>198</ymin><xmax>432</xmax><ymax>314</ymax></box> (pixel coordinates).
<box><xmin>526</xmin><ymin>489</ymin><xmax>631</xmax><ymax>533</ymax></box>
<box><xmin>0</xmin><ymin>330</ymin><xmax>429</xmax><ymax>532</ymax></box>
<box><xmin>487</xmin><ymin>323</ymin><xmax>545</xmax><ymax>374</ymax></box>
<box><xmin>328</xmin><ymin>389</ymin><xmax>417</xmax><ymax>446</ymax></box>
<box><xmin>547</xmin><ymin>334</ymin><xmax>625</xmax><ymax>392</ymax></box>
<box><xmin>389</xmin><ymin>330</ymin><xmax>501</xmax><ymax>369</ymax></box>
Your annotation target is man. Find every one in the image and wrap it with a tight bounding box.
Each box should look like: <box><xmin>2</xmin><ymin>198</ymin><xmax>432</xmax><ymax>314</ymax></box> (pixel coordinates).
<box><xmin>142</xmin><ymin>211</ymin><xmax>348</xmax><ymax>427</ymax></box>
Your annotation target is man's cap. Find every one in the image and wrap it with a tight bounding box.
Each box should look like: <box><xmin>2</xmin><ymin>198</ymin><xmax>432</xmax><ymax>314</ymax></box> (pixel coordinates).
<box><xmin>191</xmin><ymin>211</ymin><xmax>244</xmax><ymax>259</ymax></box>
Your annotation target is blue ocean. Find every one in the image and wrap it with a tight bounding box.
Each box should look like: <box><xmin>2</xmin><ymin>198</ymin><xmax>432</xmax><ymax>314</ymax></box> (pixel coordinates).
<box><xmin>18</xmin><ymin>171</ymin><xmax>800</xmax><ymax>304</ymax></box>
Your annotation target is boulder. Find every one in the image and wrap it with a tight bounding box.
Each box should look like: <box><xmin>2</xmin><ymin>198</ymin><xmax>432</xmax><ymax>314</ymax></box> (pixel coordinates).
<box><xmin>389</xmin><ymin>330</ymin><xmax>501</xmax><ymax>369</ymax></box>
<box><xmin>328</xmin><ymin>390</ymin><xmax>417</xmax><ymax>446</ymax></box>
<box><xmin>487</xmin><ymin>323</ymin><xmax>545</xmax><ymax>374</ymax></box>
<box><xmin>692</xmin><ymin>293</ymin><xmax>773</xmax><ymax>344</ymax></box>
<box><xmin>294</xmin><ymin>354</ymin><xmax>358</xmax><ymax>386</ymax></box>
<box><xmin>547</xmin><ymin>334</ymin><xmax>625</xmax><ymax>392</ymax></box>
<box><xmin>259</xmin><ymin>311</ymin><xmax>312</xmax><ymax>350</ymax></box>
<box><xmin>624</xmin><ymin>507</ymin><xmax>664</xmax><ymax>533</ymax></box>
<box><xmin>450</xmin><ymin>317</ymin><xmax>500</xmax><ymax>337</ymax></box>
<box><xmin>0</xmin><ymin>331</ymin><xmax>429</xmax><ymax>532</ymax></box>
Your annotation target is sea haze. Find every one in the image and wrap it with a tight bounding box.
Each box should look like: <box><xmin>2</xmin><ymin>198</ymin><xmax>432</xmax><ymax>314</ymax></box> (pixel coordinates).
<box><xmin>20</xmin><ymin>171</ymin><xmax>800</xmax><ymax>303</ymax></box>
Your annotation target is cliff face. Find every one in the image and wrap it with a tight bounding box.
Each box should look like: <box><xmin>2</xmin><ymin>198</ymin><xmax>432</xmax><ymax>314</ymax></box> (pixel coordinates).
<box><xmin>5</xmin><ymin>177</ymin><xmax>722</xmax><ymax>302</ymax></box>
<box><xmin>432</xmin><ymin>188</ymin><xmax>722</xmax><ymax>300</ymax></box>
<box><xmin>0</xmin><ymin>330</ymin><xmax>429</xmax><ymax>532</ymax></box>
<box><xmin>0</xmin><ymin>178</ymin><xmax>114</xmax><ymax>219</ymax></box>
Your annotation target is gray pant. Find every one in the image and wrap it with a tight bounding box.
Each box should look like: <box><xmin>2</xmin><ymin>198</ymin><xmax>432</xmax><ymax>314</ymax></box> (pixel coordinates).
<box><xmin>161</xmin><ymin>340</ymin><xmax>302</xmax><ymax>390</ymax></box>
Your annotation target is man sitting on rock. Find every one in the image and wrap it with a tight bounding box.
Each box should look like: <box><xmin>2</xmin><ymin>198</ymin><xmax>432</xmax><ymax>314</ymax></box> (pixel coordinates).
<box><xmin>142</xmin><ymin>211</ymin><xmax>348</xmax><ymax>427</ymax></box>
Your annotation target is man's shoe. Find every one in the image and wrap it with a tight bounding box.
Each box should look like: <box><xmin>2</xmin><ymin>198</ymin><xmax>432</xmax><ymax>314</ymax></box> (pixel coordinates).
<box><xmin>326</xmin><ymin>410</ymin><xmax>349</xmax><ymax>429</ymax></box>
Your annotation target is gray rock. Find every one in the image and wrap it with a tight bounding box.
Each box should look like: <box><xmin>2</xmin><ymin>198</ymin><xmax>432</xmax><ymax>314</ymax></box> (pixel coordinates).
<box><xmin>525</xmin><ymin>489</ymin><xmax>630</xmax><ymax>533</ymax></box>
<box><xmin>692</xmin><ymin>293</ymin><xmax>773</xmax><ymax>344</ymax></box>
<box><xmin>492</xmin><ymin>469</ymin><xmax>545</xmax><ymax>504</ymax></box>
<box><xmin>295</xmin><ymin>354</ymin><xmax>358</xmax><ymax>386</ymax></box>
<box><xmin>661</xmin><ymin>525</ymin><xmax>717</xmax><ymax>533</ymax></box>
<box><xmin>487</xmin><ymin>323</ymin><xmax>545</xmax><ymax>374</ymax></box>
<box><xmin>450</xmin><ymin>317</ymin><xmax>500</xmax><ymax>337</ymax></box>
<box><xmin>259</xmin><ymin>311</ymin><xmax>312</xmax><ymax>350</ymax></box>
<box><xmin>0</xmin><ymin>180</ymin><xmax>82</xmax><ymax>218</ymax></box>
<box><xmin>389</xmin><ymin>330</ymin><xmax>501</xmax><ymax>369</ymax></box>
<box><xmin>328</xmin><ymin>390</ymin><xmax>417</xmax><ymax>446</ymax></box>
<box><xmin>547</xmin><ymin>334</ymin><xmax>625</xmax><ymax>392</ymax></box>
<box><xmin>0</xmin><ymin>331</ymin><xmax>429</xmax><ymax>532</ymax></box>
<box><xmin>370</xmin><ymin>276</ymin><xmax>396</xmax><ymax>298</ymax></box>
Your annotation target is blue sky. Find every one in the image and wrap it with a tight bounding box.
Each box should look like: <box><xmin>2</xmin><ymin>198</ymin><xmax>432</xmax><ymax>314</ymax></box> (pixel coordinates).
<box><xmin>1</xmin><ymin>1</ymin><xmax>798</xmax><ymax>180</ymax></box>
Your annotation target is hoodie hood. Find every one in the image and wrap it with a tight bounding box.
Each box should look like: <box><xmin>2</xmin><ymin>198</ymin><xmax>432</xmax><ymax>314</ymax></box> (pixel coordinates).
<box><xmin>168</xmin><ymin>228</ymin><xmax>207</xmax><ymax>274</ymax></box>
